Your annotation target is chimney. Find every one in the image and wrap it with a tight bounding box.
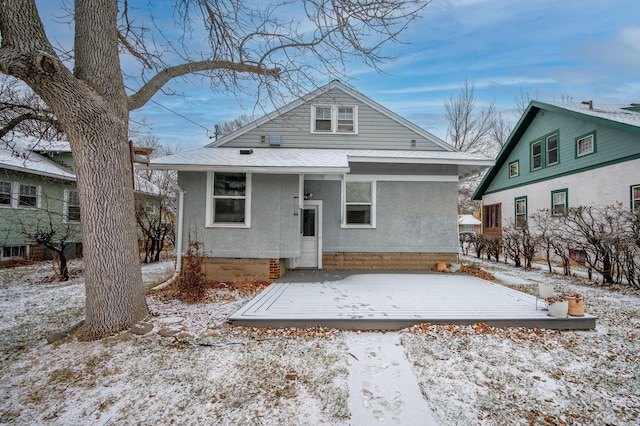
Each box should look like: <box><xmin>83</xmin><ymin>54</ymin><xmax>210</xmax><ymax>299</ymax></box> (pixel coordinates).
<box><xmin>581</xmin><ymin>100</ymin><xmax>593</xmax><ymax>110</ymax></box>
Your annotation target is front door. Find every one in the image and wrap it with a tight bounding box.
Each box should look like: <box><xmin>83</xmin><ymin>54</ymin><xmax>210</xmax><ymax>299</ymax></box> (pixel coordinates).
<box><xmin>295</xmin><ymin>201</ymin><xmax>322</xmax><ymax>268</ymax></box>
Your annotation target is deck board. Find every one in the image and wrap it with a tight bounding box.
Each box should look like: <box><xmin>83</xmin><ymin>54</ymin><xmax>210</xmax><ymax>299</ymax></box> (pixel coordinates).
<box><xmin>228</xmin><ymin>272</ymin><xmax>597</xmax><ymax>330</ymax></box>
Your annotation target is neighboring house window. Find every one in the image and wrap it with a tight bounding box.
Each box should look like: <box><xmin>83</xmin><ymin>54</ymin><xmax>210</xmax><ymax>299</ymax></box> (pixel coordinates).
<box><xmin>483</xmin><ymin>203</ymin><xmax>501</xmax><ymax>229</ymax></box>
<box><xmin>509</xmin><ymin>161</ymin><xmax>519</xmax><ymax>178</ymax></box>
<box><xmin>311</xmin><ymin>105</ymin><xmax>358</xmax><ymax>134</ymax></box>
<box><xmin>1</xmin><ymin>245</ymin><xmax>28</xmax><ymax>260</ymax></box>
<box><xmin>546</xmin><ymin>133</ymin><xmax>559</xmax><ymax>166</ymax></box>
<box><xmin>515</xmin><ymin>196</ymin><xmax>527</xmax><ymax>228</ymax></box>
<box><xmin>462</xmin><ymin>225</ymin><xmax>474</xmax><ymax>233</ymax></box>
<box><xmin>0</xmin><ymin>181</ymin><xmax>11</xmax><ymax>206</ymax></box>
<box><xmin>531</xmin><ymin>141</ymin><xmax>542</xmax><ymax>170</ymax></box>
<box><xmin>632</xmin><ymin>184</ymin><xmax>640</xmax><ymax>213</ymax></box>
<box><xmin>207</xmin><ymin>172</ymin><xmax>251</xmax><ymax>227</ymax></box>
<box><xmin>551</xmin><ymin>189</ymin><xmax>568</xmax><ymax>216</ymax></box>
<box><xmin>64</xmin><ymin>189</ymin><xmax>81</xmax><ymax>222</ymax></box>
<box><xmin>144</xmin><ymin>203</ymin><xmax>156</xmax><ymax>215</ymax></box>
<box><xmin>18</xmin><ymin>184</ymin><xmax>38</xmax><ymax>208</ymax></box>
<box><xmin>576</xmin><ymin>133</ymin><xmax>595</xmax><ymax>157</ymax></box>
<box><xmin>343</xmin><ymin>180</ymin><xmax>375</xmax><ymax>227</ymax></box>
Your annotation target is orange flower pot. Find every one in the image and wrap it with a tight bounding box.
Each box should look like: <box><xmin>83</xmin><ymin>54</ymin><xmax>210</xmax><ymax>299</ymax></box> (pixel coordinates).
<box><xmin>436</xmin><ymin>262</ymin><xmax>447</xmax><ymax>272</ymax></box>
<box><xmin>563</xmin><ymin>295</ymin><xmax>585</xmax><ymax>316</ymax></box>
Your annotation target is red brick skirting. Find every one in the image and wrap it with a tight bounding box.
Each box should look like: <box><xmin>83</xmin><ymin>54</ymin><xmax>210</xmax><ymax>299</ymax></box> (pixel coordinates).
<box><xmin>322</xmin><ymin>252</ymin><xmax>458</xmax><ymax>271</ymax></box>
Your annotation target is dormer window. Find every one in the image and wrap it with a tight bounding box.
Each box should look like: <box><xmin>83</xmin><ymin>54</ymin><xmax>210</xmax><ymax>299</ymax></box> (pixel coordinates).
<box><xmin>311</xmin><ymin>105</ymin><xmax>358</xmax><ymax>134</ymax></box>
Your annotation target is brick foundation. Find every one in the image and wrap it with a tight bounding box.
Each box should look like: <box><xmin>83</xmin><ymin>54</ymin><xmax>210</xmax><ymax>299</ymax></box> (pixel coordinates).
<box><xmin>202</xmin><ymin>257</ymin><xmax>284</xmax><ymax>282</ymax></box>
<box><xmin>322</xmin><ymin>252</ymin><xmax>458</xmax><ymax>271</ymax></box>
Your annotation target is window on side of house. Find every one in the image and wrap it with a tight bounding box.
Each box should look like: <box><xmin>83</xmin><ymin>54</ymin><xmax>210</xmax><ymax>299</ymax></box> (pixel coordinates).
<box><xmin>311</xmin><ymin>105</ymin><xmax>358</xmax><ymax>134</ymax></box>
<box><xmin>551</xmin><ymin>189</ymin><xmax>568</xmax><ymax>216</ymax></box>
<box><xmin>515</xmin><ymin>196</ymin><xmax>527</xmax><ymax>228</ymax></box>
<box><xmin>531</xmin><ymin>141</ymin><xmax>542</xmax><ymax>170</ymax></box>
<box><xmin>343</xmin><ymin>181</ymin><xmax>375</xmax><ymax>227</ymax></box>
<box><xmin>64</xmin><ymin>189</ymin><xmax>81</xmax><ymax>222</ymax></box>
<box><xmin>18</xmin><ymin>184</ymin><xmax>38</xmax><ymax>208</ymax></box>
<box><xmin>483</xmin><ymin>203</ymin><xmax>501</xmax><ymax>229</ymax></box>
<box><xmin>546</xmin><ymin>133</ymin><xmax>559</xmax><ymax>166</ymax></box>
<box><xmin>509</xmin><ymin>161</ymin><xmax>519</xmax><ymax>178</ymax></box>
<box><xmin>0</xmin><ymin>181</ymin><xmax>12</xmax><ymax>206</ymax></box>
<box><xmin>576</xmin><ymin>133</ymin><xmax>595</xmax><ymax>157</ymax></box>
<box><xmin>313</xmin><ymin>106</ymin><xmax>332</xmax><ymax>132</ymax></box>
<box><xmin>337</xmin><ymin>106</ymin><xmax>355</xmax><ymax>132</ymax></box>
<box><xmin>1</xmin><ymin>245</ymin><xmax>28</xmax><ymax>260</ymax></box>
<box><xmin>208</xmin><ymin>172</ymin><xmax>251</xmax><ymax>227</ymax></box>
<box><xmin>632</xmin><ymin>184</ymin><xmax>640</xmax><ymax>213</ymax></box>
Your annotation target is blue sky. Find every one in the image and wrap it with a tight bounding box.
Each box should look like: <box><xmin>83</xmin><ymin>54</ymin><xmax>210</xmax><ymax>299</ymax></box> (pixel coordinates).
<box><xmin>36</xmin><ymin>0</ymin><xmax>640</xmax><ymax>151</ymax></box>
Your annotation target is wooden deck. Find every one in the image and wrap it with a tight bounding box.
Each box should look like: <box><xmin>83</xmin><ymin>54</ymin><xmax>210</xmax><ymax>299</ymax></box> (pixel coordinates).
<box><xmin>228</xmin><ymin>272</ymin><xmax>597</xmax><ymax>330</ymax></box>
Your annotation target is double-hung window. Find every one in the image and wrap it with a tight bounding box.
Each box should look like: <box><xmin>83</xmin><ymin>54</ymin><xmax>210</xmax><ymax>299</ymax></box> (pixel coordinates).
<box><xmin>483</xmin><ymin>203</ymin><xmax>501</xmax><ymax>230</ymax></box>
<box><xmin>632</xmin><ymin>184</ymin><xmax>640</xmax><ymax>213</ymax></box>
<box><xmin>551</xmin><ymin>189</ymin><xmax>568</xmax><ymax>216</ymax></box>
<box><xmin>64</xmin><ymin>189</ymin><xmax>81</xmax><ymax>222</ymax></box>
<box><xmin>531</xmin><ymin>141</ymin><xmax>542</xmax><ymax>171</ymax></box>
<box><xmin>576</xmin><ymin>133</ymin><xmax>595</xmax><ymax>157</ymax></box>
<box><xmin>546</xmin><ymin>133</ymin><xmax>559</xmax><ymax>166</ymax></box>
<box><xmin>314</xmin><ymin>106</ymin><xmax>332</xmax><ymax>132</ymax></box>
<box><xmin>207</xmin><ymin>172</ymin><xmax>251</xmax><ymax>227</ymax></box>
<box><xmin>0</xmin><ymin>181</ymin><xmax>11</xmax><ymax>206</ymax></box>
<box><xmin>515</xmin><ymin>196</ymin><xmax>527</xmax><ymax>229</ymax></box>
<box><xmin>311</xmin><ymin>105</ymin><xmax>358</xmax><ymax>134</ymax></box>
<box><xmin>343</xmin><ymin>180</ymin><xmax>375</xmax><ymax>227</ymax></box>
<box><xmin>18</xmin><ymin>184</ymin><xmax>38</xmax><ymax>208</ymax></box>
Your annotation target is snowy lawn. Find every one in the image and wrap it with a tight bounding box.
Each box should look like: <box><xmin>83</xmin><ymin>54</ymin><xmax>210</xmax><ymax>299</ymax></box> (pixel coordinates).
<box><xmin>1</xmin><ymin>257</ymin><xmax>639</xmax><ymax>425</ymax></box>
<box><xmin>0</xmin><ymin>261</ymin><xmax>349</xmax><ymax>425</ymax></box>
<box><xmin>402</xmin><ymin>256</ymin><xmax>640</xmax><ymax>425</ymax></box>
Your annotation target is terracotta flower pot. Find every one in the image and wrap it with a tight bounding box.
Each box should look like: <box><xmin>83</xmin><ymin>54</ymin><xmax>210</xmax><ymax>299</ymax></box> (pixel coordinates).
<box><xmin>563</xmin><ymin>295</ymin><xmax>585</xmax><ymax>316</ymax></box>
<box><xmin>436</xmin><ymin>261</ymin><xmax>447</xmax><ymax>272</ymax></box>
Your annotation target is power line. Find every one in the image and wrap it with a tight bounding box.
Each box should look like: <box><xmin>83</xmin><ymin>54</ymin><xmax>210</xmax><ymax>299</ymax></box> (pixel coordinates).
<box><xmin>149</xmin><ymin>98</ymin><xmax>214</xmax><ymax>137</ymax></box>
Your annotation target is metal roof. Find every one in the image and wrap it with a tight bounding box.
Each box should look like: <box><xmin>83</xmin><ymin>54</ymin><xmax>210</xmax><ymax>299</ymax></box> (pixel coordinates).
<box><xmin>146</xmin><ymin>147</ymin><xmax>494</xmax><ymax>179</ymax></box>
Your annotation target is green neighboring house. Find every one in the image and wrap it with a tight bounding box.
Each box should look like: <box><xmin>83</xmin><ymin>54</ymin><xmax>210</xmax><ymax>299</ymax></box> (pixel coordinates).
<box><xmin>0</xmin><ymin>137</ymin><xmax>81</xmax><ymax>263</ymax></box>
<box><xmin>473</xmin><ymin>101</ymin><xmax>640</xmax><ymax>238</ymax></box>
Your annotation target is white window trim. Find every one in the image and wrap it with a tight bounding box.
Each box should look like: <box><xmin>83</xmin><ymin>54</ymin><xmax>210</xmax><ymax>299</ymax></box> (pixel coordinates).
<box><xmin>205</xmin><ymin>171</ymin><xmax>252</xmax><ymax>228</ymax></box>
<box><xmin>632</xmin><ymin>184</ymin><xmax>640</xmax><ymax>213</ymax></box>
<box><xmin>310</xmin><ymin>105</ymin><xmax>358</xmax><ymax>135</ymax></box>
<box><xmin>16</xmin><ymin>183</ymin><xmax>41</xmax><ymax>209</ymax></box>
<box><xmin>577</xmin><ymin>134</ymin><xmax>594</xmax><ymax>157</ymax></box>
<box><xmin>63</xmin><ymin>189</ymin><xmax>81</xmax><ymax>223</ymax></box>
<box><xmin>341</xmin><ymin>176</ymin><xmax>376</xmax><ymax>228</ymax></box>
<box><xmin>0</xmin><ymin>180</ymin><xmax>12</xmax><ymax>208</ymax></box>
<box><xmin>1</xmin><ymin>245</ymin><xmax>29</xmax><ymax>261</ymax></box>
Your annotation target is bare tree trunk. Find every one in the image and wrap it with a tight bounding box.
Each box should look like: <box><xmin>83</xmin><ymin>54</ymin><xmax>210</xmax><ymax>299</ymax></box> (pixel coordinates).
<box><xmin>0</xmin><ymin>0</ymin><xmax>147</xmax><ymax>339</ymax></box>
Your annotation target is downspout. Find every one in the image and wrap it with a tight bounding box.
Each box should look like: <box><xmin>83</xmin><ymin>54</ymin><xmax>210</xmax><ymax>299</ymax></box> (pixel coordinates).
<box><xmin>152</xmin><ymin>171</ymin><xmax>185</xmax><ymax>290</ymax></box>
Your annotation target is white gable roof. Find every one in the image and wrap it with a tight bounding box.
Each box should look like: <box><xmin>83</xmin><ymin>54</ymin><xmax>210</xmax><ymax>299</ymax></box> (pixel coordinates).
<box><xmin>206</xmin><ymin>80</ymin><xmax>454</xmax><ymax>151</ymax></box>
<box><xmin>458</xmin><ymin>215</ymin><xmax>481</xmax><ymax>226</ymax></box>
<box><xmin>0</xmin><ymin>138</ymin><xmax>75</xmax><ymax>180</ymax></box>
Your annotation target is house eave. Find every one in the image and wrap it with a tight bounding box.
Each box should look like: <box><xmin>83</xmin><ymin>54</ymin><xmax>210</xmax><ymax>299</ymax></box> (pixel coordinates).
<box><xmin>0</xmin><ymin>163</ymin><xmax>76</xmax><ymax>181</ymax></box>
<box><xmin>141</xmin><ymin>164</ymin><xmax>351</xmax><ymax>175</ymax></box>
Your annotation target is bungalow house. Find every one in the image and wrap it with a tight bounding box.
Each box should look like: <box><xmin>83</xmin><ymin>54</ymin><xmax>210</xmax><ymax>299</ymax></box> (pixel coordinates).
<box><xmin>0</xmin><ymin>135</ymin><xmax>166</xmax><ymax>264</ymax></box>
<box><xmin>472</xmin><ymin>101</ymin><xmax>640</xmax><ymax>238</ymax></box>
<box><xmin>0</xmin><ymin>137</ymin><xmax>81</xmax><ymax>263</ymax></box>
<box><xmin>458</xmin><ymin>214</ymin><xmax>481</xmax><ymax>235</ymax></box>
<box><xmin>147</xmin><ymin>81</ymin><xmax>493</xmax><ymax>281</ymax></box>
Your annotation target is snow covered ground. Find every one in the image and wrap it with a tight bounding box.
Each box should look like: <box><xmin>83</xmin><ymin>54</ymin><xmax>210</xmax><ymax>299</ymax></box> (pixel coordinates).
<box><xmin>1</xmin><ymin>257</ymin><xmax>639</xmax><ymax>425</ymax></box>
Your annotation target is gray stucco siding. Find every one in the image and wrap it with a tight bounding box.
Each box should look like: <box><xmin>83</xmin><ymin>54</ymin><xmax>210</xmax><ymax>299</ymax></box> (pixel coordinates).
<box><xmin>305</xmin><ymin>179</ymin><xmax>459</xmax><ymax>254</ymax></box>
<box><xmin>178</xmin><ymin>171</ymin><xmax>301</xmax><ymax>258</ymax></box>
<box><xmin>221</xmin><ymin>89</ymin><xmax>447</xmax><ymax>151</ymax></box>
